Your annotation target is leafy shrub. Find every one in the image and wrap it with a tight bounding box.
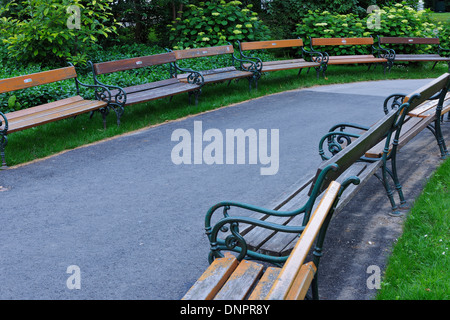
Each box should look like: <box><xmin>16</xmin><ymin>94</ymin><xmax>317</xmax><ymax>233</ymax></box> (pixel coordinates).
<box><xmin>295</xmin><ymin>10</ymin><xmax>370</xmax><ymax>56</ymax></box>
<box><xmin>167</xmin><ymin>1</ymin><xmax>270</xmax><ymax>49</ymax></box>
<box><xmin>364</xmin><ymin>3</ymin><xmax>449</xmax><ymax>54</ymax></box>
<box><xmin>294</xmin><ymin>3</ymin><xmax>449</xmax><ymax>56</ymax></box>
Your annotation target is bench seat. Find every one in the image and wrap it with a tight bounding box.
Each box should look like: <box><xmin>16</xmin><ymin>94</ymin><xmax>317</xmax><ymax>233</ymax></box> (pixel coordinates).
<box><xmin>177</xmin><ymin>67</ymin><xmax>254</xmax><ymax>85</ymax></box>
<box><xmin>324</xmin><ymin>55</ymin><xmax>387</xmax><ymax>65</ymax></box>
<box><xmin>4</xmin><ymin>96</ymin><xmax>107</xmax><ymax>134</ymax></box>
<box><xmin>173</xmin><ymin>45</ymin><xmax>259</xmax><ymax>90</ymax></box>
<box><xmin>393</xmin><ymin>54</ymin><xmax>450</xmax><ymax>62</ymax></box>
<box><xmin>110</xmin><ymin>78</ymin><xmax>200</xmax><ymax>106</ymax></box>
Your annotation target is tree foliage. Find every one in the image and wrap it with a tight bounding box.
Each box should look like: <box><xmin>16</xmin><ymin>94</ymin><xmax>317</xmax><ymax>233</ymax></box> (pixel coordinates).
<box><xmin>0</xmin><ymin>0</ymin><xmax>118</xmax><ymax>65</ymax></box>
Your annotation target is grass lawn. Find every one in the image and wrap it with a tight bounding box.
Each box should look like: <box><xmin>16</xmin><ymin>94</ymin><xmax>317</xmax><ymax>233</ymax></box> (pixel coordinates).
<box><xmin>376</xmin><ymin>158</ymin><xmax>450</xmax><ymax>300</ymax></box>
<box><xmin>430</xmin><ymin>12</ymin><xmax>450</xmax><ymax>25</ymax></box>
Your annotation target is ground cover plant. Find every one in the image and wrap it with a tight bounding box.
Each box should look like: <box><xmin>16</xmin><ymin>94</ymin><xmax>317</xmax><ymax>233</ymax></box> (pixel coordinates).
<box><xmin>376</xmin><ymin>158</ymin><xmax>450</xmax><ymax>300</ymax></box>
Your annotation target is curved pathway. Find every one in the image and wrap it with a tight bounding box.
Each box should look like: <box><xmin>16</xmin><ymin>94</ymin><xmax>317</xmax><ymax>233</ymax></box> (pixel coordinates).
<box><xmin>0</xmin><ymin>78</ymin><xmax>444</xmax><ymax>299</ymax></box>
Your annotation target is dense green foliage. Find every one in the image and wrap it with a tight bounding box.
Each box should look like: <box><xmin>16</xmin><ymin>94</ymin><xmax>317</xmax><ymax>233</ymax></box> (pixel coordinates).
<box><xmin>295</xmin><ymin>3</ymin><xmax>449</xmax><ymax>56</ymax></box>
<box><xmin>167</xmin><ymin>1</ymin><xmax>270</xmax><ymax>49</ymax></box>
<box><xmin>0</xmin><ymin>0</ymin><xmax>118</xmax><ymax>65</ymax></box>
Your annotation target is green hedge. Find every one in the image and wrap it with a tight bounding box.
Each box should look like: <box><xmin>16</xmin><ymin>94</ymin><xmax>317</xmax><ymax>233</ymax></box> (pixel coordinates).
<box><xmin>295</xmin><ymin>3</ymin><xmax>449</xmax><ymax>56</ymax></box>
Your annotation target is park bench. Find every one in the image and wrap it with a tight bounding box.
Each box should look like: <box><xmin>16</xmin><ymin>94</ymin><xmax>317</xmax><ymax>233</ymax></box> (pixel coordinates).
<box><xmin>366</xmin><ymin>73</ymin><xmax>450</xmax><ymax>161</ymax></box>
<box><xmin>238</xmin><ymin>39</ymin><xmax>324</xmax><ymax>79</ymax></box>
<box><xmin>89</xmin><ymin>51</ymin><xmax>203</xmax><ymax>125</ymax></box>
<box><xmin>309</xmin><ymin>37</ymin><xmax>393</xmax><ymax>76</ymax></box>
<box><xmin>182</xmin><ymin>179</ymin><xmax>357</xmax><ymax>300</ymax></box>
<box><xmin>171</xmin><ymin>44</ymin><xmax>259</xmax><ymax>90</ymax></box>
<box><xmin>184</xmin><ymin>75</ymin><xmax>449</xmax><ymax>301</ymax></box>
<box><xmin>378</xmin><ymin>37</ymin><xmax>450</xmax><ymax>72</ymax></box>
<box><xmin>0</xmin><ymin>65</ymin><xmax>112</xmax><ymax>169</ymax></box>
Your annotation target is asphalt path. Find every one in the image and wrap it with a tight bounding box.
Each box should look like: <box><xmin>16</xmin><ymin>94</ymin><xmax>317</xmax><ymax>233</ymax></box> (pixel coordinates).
<box><xmin>0</xmin><ymin>78</ymin><xmax>442</xmax><ymax>300</ymax></box>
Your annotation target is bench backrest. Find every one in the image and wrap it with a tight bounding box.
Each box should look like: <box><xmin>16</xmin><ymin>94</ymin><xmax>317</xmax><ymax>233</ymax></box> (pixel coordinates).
<box><xmin>379</xmin><ymin>37</ymin><xmax>440</xmax><ymax>45</ymax></box>
<box><xmin>0</xmin><ymin>66</ymin><xmax>77</xmax><ymax>94</ymax></box>
<box><xmin>265</xmin><ymin>180</ymin><xmax>341</xmax><ymax>300</ymax></box>
<box><xmin>92</xmin><ymin>52</ymin><xmax>176</xmax><ymax>75</ymax></box>
<box><xmin>174</xmin><ymin>45</ymin><xmax>234</xmax><ymax>60</ymax></box>
<box><xmin>239</xmin><ymin>39</ymin><xmax>304</xmax><ymax>51</ymax></box>
<box><xmin>311</xmin><ymin>72</ymin><xmax>450</xmax><ymax>195</ymax></box>
<box><xmin>311</xmin><ymin>37</ymin><xmax>374</xmax><ymax>46</ymax></box>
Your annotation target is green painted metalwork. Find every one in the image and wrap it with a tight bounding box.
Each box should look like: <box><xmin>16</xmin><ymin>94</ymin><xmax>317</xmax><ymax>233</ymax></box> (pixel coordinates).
<box><xmin>204</xmin><ymin>163</ymin><xmax>359</xmax><ymax>265</ymax></box>
<box><xmin>0</xmin><ymin>111</ymin><xmax>8</xmax><ymax>169</ymax></box>
<box><xmin>88</xmin><ymin>61</ymin><xmax>127</xmax><ymax>126</ymax></box>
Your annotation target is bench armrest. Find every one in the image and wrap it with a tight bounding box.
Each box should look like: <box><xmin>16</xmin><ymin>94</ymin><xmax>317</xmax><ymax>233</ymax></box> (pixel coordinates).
<box><xmin>372</xmin><ymin>44</ymin><xmax>396</xmax><ymax>62</ymax></box>
<box><xmin>87</xmin><ymin>61</ymin><xmax>127</xmax><ymax>108</ymax></box>
<box><xmin>319</xmin><ymin>130</ymin><xmax>363</xmax><ymax>160</ymax></box>
<box><xmin>205</xmin><ymin>163</ymin><xmax>340</xmax><ymax>264</ymax></box>
<box><xmin>302</xmin><ymin>46</ymin><xmax>328</xmax><ymax>64</ymax></box>
<box><xmin>171</xmin><ymin>62</ymin><xmax>205</xmax><ymax>86</ymax></box>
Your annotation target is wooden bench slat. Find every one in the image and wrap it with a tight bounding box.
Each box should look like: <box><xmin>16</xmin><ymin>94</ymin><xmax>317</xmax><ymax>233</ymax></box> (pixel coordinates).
<box><xmin>260</xmin><ymin>61</ymin><xmax>320</xmax><ymax>72</ymax></box>
<box><xmin>6</xmin><ymin>100</ymin><xmax>106</xmax><ymax>133</ymax></box>
<box><xmin>240</xmin><ymin>39</ymin><xmax>304</xmax><ymax>51</ymax></box>
<box><xmin>122</xmin><ymin>82</ymin><xmax>199</xmax><ymax>106</ymax></box>
<box><xmin>179</xmin><ymin>70</ymin><xmax>254</xmax><ymax>84</ymax></box>
<box><xmin>111</xmin><ymin>78</ymin><xmax>179</xmax><ymax>96</ymax></box>
<box><xmin>326</xmin><ymin>57</ymin><xmax>387</xmax><ymax>65</ymax></box>
<box><xmin>182</xmin><ymin>253</ymin><xmax>239</xmax><ymax>300</ymax></box>
<box><xmin>248</xmin><ymin>267</ymin><xmax>281</xmax><ymax>300</ymax></box>
<box><xmin>379</xmin><ymin>37</ymin><xmax>440</xmax><ymax>45</ymax></box>
<box><xmin>3</xmin><ymin>96</ymin><xmax>85</xmax><ymax>121</ymax></box>
<box><xmin>174</xmin><ymin>45</ymin><xmax>234</xmax><ymax>60</ymax></box>
<box><xmin>394</xmin><ymin>55</ymin><xmax>449</xmax><ymax>62</ymax></box>
<box><xmin>265</xmin><ymin>181</ymin><xmax>341</xmax><ymax>300</ymax></box>
<box><xmin>93</xmin><ymin>52</ymin><xmax>176</xmax><ymax>75</ymax></box>
<box><xmin>311</xmin><ymin>37</ymin><xmax>374</xmax><ymax>46</ymax></box>
<box><xmin>259</xmin><ymin>162</ymin><xmax>378</xmax><ymax>257</ymax></box>
<box><xmin>214</xmin><ymin>260</ymin><xmax>264</xmax><ymax>300</ymax></box>
<box><xmin>177</xmin><ymin>67</ymin><xmax>237</xmax><ymax>79</ymax></box>
<box><xmin>0</xmin><ymin>67</ymin><xmax>77</xmax><ymax>94</ymax></box>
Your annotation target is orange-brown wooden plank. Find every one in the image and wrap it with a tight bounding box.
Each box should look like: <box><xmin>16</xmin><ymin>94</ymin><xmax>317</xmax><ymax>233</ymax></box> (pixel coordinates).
<box><xmin>6</xmin><ymin>100</ymin><xmax>106</xmax><ymax>133</ymax></box>
<box><xmin>311</xmin><ymin>37</ymin><xmax>374</xmax><ymax>46</ymax></box>
<box><xmin>248</xmin><ymin>267</ymin><xmax>281</xmax><ymax>300</ymax></box>
<box><xmin>3</xmin><ymin>96</ymin><xmax>84</xmax><ymax>121</ymax></box>
<box><xmin>123</xmin><ymin>82</ymin><xmax>199</xmax><ymax>106</ymax></box>
<box><xmin>265</xmin><ymin>181</ymin><xmax>341</xmax><ymax>300</ymax></box>
<box><xmin>261</xmin><ymin>61</ymin><xmax>319</xmax><ymax>72</ymax></box>
<box><xmin>174</xmin><ymin>45</ymin><xmax>234</xmax><ymax>60</ymax></box>
<box><xmin>182</xmin><ymin>253</ymin><xmax>239</xmax><ymax>300</ymax></box>
<box><xmin>285</xmin><ymin>262</ymin><xmax>316</xmax><ymax>300</ymax></box>
<box><xmin>240</xmin><ymin>39</ymin><xmax>304</xmax><ymax>51</ymax></box>
<box><xmin>379</xmin><ymin>37</ymin><xmax>440</xmax><ymax>45</ymax></box>
<box><xmin>93</xmin><ymin>52</ymin><xmax>176</xmax><ymax>75</ymax></box>
<box><xmin>214</xmin><ymin>260</ymin><xmax>264</xmax><ymax>300</ymax></box>
<box><xmin>408</xmin><ymin>92</ymin><xmax>450</xmax><ymax>118</ymax></box>
<box><xmin>0</xmin><ymin>67</ymin><xmax>77</xmax><ymax>94</ymax></box>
